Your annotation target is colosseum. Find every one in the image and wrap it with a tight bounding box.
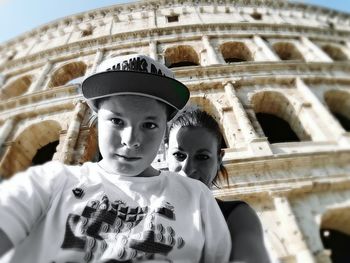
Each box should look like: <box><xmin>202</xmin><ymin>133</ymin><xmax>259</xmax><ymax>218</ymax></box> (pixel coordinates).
<box><xmin>0</xmin><ymin>0</ymin><xmax>350</xmax><ymax>262</ymax></box>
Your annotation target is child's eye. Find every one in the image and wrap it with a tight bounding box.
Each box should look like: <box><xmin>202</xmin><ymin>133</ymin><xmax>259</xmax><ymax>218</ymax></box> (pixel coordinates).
<box><xmin>111</xmin><ymin>118</ymin><xmax>124</xmax><ymax>126</ymax></box>
<box><xmin>143</xmin><ymin>122</ymin><xmax>158</xmax><ymax>129</ymax></box>
<box><xmin>196</xmin><ymin>154</ymin><xmax>210</xmax><ymax>161</ymax></box>
<box><xmin>173</xmin><ymin>152</ymin><xmax>187</xmax><ymax>161</ymax></box>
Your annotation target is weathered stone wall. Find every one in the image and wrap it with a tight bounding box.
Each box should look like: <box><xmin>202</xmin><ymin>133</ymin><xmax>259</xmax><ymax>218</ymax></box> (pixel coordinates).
<box><xmin>1</xmin><ymin>0</ymin><xmax>350</xmax><ymax>261</ymax></box>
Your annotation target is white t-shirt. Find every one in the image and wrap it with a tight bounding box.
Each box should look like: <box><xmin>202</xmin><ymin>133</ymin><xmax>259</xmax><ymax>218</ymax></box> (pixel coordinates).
<box><xmin>0</xmin><ymin>161</ymin><xmax>230</xmax><ymax>263</ymax></box>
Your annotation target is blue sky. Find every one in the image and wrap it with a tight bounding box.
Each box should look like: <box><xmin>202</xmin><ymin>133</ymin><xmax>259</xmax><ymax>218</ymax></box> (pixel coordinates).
<box><xmin>0</xmin><ymin>0</ymin><xmax>349</xmax><ymax>44</ymax></box>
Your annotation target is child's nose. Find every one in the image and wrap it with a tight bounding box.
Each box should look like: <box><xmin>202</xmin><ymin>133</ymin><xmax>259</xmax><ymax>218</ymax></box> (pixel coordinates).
<box><xmin>121</xmin><ymin>127</ymin><xmax>140</xmax><ymax>148</ymax></box>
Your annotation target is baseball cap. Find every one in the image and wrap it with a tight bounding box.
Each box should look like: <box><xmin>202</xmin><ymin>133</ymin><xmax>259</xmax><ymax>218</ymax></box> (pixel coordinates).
<box><xmin>81</xmin><ymin>54</ymin><xmax>190</xmax><ymax>120</ymax></box>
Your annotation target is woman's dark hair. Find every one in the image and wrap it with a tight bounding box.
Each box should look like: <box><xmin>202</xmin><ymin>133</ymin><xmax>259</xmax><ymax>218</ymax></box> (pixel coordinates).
<box><xmin>168</xmin><ymin>108</ymin><xmax>229</xmax><ymax>187</ymax></box>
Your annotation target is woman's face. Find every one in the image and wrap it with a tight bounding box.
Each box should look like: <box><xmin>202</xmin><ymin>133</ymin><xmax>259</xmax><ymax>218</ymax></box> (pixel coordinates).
<box><xmin>167</xmin><ymin>126</ymin><xmax>223</xmax><ymax>187</ymax></box>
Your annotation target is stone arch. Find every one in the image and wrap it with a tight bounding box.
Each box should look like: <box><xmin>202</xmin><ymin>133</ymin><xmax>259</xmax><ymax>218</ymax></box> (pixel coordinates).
<box><xmin>324</xmin><ymin>90</ymin><xmax>350</xmax><ymax>131</ymax></box>
<box><xmin>188</xmin><ymin>96</ymin><xmax>228</xmax><ymax>148</ymax></box>
<box><xmin>320</xmin><ymin>208</ymin><xmax>350</xmax><ymax>262</ymax></box>
<box><xmin>48</xmin><ymin>61</ymin><xmax>87</xmax><ymax>88</ymax></box>
<box><xmin>272</xmin><ymin>42</ymin><xmax>304</xmax><ymax>61</ymax></box>
<box><xmin>321</xmin><ymin>44</ymin><xmax>348</xmax><ymax>61</ymax></box>
<box><xmin>0</xmin><ymin>75</ymin><xmax>32</xmax><ymax>100</ymax></box>
<box><xmin>0</xmin><ymin>120</ymin><xmax>62</xmax><ymax>178</ymax></box>
<box><xmin>220</xmin><ymin>41</ymin><xmax>253</xmax><ymax>63</ymax></box>
<box><xmin>164</xmin><ymin>45</ymin><xmax>200</xmax><ymax>68</ymax></box>
<box><xmin>251</xmin><ymin>91</ymin><xmax>311</xmax><ymax>143</ymax></box>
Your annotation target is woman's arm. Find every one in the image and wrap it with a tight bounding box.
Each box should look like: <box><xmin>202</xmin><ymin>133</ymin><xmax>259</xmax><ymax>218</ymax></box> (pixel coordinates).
<box><xmin>0</xmin><ymin>228</ymin><xmax>13</xmax><ymax>257</ymax></box>
<box><xmin>227</xmin><ymin>203</ymin><xmax>271</xmax><ymax>263</ymax></box>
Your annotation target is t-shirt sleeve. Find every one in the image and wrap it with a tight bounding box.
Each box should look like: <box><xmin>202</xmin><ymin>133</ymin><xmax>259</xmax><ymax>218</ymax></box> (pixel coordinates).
<box><xmin>0</xmin><ymin>161</ymin><xmax>66</xmax><ymax>246</ymax></box>
<box><xmin>199</xmin><ymin>185</ymin><xmax>231</xmax><ymax>263</ymax></box>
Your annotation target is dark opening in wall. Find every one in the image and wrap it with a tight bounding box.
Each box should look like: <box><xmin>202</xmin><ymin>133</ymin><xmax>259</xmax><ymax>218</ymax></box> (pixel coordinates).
<box><xmin>256</xmin><ymin>113</ymin><xmax>300</xmax><ymax>143</ymax></box>
<box><xmin>273</xmin><ymin>42</ymin><xmax>304</xmax><ymax>61</ymax></box>
<box><xmin>81</xmin><ymin>29</ymin><xmax>93</xmax><ymax>37</ymax></box>
<box><xmin>333</xmin><ymin>112</ymin><xmax>350</xmax><ymax>131</ymax></box>
<box><xmin>164</xmin><ymin>45</ymin><xmax>200</xmax><ymax>68</ymax></box>
<box><xmin>168</xmin><ymin>61</ymin><xmax>198</xmax><ymax>68</ymax></box>
<box><xmin>224</xmin><ymin>57</ymin><xmax>247</xmax><ymax>63</ymax></box>
<box><xmin>320</xmin><ymin>228</ymin><xmax>350</xmax><ymax>263</ymax></box>
<box><xmin>32</xmin><ymin>140</ymin><xmax>59</xmax><ymax>165</ymax></box>
<box><xmin>251</xmin><ymin>12</ymin><xmax>262</xmax><ymax>20</ymax></box>
<box><xmin>7</xmin><ymin>50</ymin><xmax>17</xmax><ymax>61</ymax></box>
<box><xmin>220</xmin><ymin>42</ymin><xmax>253</xmax><ymax>63</ymax></box>
<box><xmin>167</xmin><ymin>15</ymin><xmax>179</xmax><ymax>23</ymax></box>
<box><xmin>321</xmin><ymin>45</ymin><xmax>348</xmax><ymax>61</ymax></box>
<box><xmin>328</xmin><ymin>21</ymin><xmax>335</xmax><ymax>29</ymax></box>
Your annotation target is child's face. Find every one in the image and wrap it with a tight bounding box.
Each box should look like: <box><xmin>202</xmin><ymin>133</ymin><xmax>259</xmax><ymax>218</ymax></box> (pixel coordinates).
<box><xmin>167</xmin><ymin>126</ymin><xmax>221</xmax><ymax>187</ymax></box>
<box><xmin>97</xmin><ymin>95</ymin><xmax>167</xmax><ymax>177</ymax></box>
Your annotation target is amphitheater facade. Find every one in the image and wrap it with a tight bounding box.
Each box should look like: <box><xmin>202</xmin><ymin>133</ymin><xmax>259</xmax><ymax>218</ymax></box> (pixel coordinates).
<box><xmin>1</xmin><ymin>0</ymin><xmax>350</xmax><ymax>262</ymax></box>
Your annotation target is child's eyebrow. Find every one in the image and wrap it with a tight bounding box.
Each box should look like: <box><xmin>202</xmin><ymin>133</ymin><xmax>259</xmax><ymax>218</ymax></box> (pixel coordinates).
<box><xmin>106</xmin><ymin>111</ymin><xmax>161</xmax><ymax>120</ymax></box>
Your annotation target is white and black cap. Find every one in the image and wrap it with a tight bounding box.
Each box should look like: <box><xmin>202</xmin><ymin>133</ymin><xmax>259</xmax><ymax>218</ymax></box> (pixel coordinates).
<box><xmin>82</xmin><ymin>54</ymin><xmax>190</xmax><ymax>120</ymax></box>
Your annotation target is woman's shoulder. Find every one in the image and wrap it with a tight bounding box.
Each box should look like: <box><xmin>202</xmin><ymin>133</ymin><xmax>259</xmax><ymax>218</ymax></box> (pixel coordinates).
<box><xmin>216</xmin><ymin>199</ymin><xmax>249</xmax><ymax>220</ymax></box>
<box><xmin>218</xmin><ymin>200</ymin><xmax>263</xmax><ymax>235</ymax></box>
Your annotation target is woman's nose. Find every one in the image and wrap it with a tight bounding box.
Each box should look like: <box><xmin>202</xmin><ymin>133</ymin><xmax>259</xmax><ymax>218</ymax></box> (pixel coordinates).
<box><xmin>182</xmin><ymin>159</ymin><xmax>197</xmax><ymax>178</ymax></box>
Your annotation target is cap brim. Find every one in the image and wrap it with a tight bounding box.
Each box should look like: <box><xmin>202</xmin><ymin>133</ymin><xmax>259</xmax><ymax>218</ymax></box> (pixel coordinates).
<box><xmin>82</xmin><ymin>71</ymin><xmax>189</xmax><ymax>120</ymax></box>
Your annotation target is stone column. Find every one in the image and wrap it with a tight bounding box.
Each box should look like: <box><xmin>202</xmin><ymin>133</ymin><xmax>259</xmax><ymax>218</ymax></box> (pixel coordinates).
<box><xmin>273</xmin><ymin>196</ymin><xmax>316</xmax><ymax>263</ymax></box>
<box><xmin>295</xmin><ymin>78</ymin><xmax>345</xmax><ymax>141</ymax></box>
<box><xmin>224</xmin><ymin>82</ymin><xmax>259</xmax><ymax>142</ymax></box>
<box><xmin>150</xmin><ymin>7</ymin><xmax>157</xmax><ymax>27</ymax></box>
<box><xmin>87</xmin><ymin>49</ymin><xmax>104</xmax><ymax>75</ymax></box>
<box><xmin>202</xmin><ymin>35</ymin><xmax>222</xmax><ymax>65</ymax></box>
<box><xmin>0</xmin><ymin>118</ymin><xmax>15</xmax><ymax>153</ymax></box>
<box><xmin>300</xmin><ymin>37</ymin><xmax>332</xmax><ymax>62</ymax></box>
<box><xmin>60</xmin><ymin>100</ymin><xmax>88</xmax><ymax>164</ymax></box>
<box><xmin>28</xmin><ymin>60</ymin><xmax>53</xmax><ymax>93</ymax></box>
<box><xmin>253</xmin><ymin>35</ymin><xmax>279</xmax><ymax>61</ymax></box>
<box><xmin>149</xmin><ymin>41</ymin><xmax>158</xmax><ymax>61</ymax></box>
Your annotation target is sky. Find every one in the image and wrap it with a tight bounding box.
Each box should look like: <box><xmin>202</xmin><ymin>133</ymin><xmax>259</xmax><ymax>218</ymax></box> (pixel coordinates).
<box><xmin>0</xmin><ymin>0</ymin><xmax>349</xmax><ymax>44</ymax></box>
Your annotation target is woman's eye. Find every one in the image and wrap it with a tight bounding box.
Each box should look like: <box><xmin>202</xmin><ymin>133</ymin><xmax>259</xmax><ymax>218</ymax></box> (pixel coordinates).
<box><xmin>173</xmin><ymin>152</ymin><xmax>186</xmax><ymax>161</ymax></box>
<box><xmin>143</xmin><ymin>122</ymin><xmax>157</xmax><ymax>129</ymax></box>
<box><xmin>111</xmin><ymin>118</ymin><xmax>124</xmax><ymax>126</ymax></box>
<box><xmin>196</xmin><ymin>154</ymin><xmax>210</xmax><ymax>161</ymax></box>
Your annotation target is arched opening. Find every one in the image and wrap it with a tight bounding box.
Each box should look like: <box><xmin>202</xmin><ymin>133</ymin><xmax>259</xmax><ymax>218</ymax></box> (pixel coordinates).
<box><xmin>48</xmin><ymin>61</ymin><xmax>87</xmax><ymax>88</ymax></box>
<box><xmin>321</xmin><ymin>44</ymin><xmax>348</xmax><ymax>61</ymax></box>
<box><xmin>255</xmin><ymin>113</ymin><xmax>299</xmax><ymax>143</ymax></box>
<box><xmin>251</xmin><ymin>12</ymin><xmax>262</xmax><ymax>20</ymax></box>
<box><xmin>0</xmin><ymin>75</ymin><xmax>32</xmax><ymax>100</ymax></box>
<box><xmin>0</xmin><ymin>120</ymin><xmax>62</xmax><ymax>178</ymax></box>
<box><xmin>324</xmin><ymin>90</ymin><xmax>350</xmax><ymax>132</ymax></box>
<box><xmin>321</xmin><ymin>209</ymin><xmax>350</xmax><ymax>263</ymax></box>
<box><xmin>164</xmin><ymin>45</ymin><xmax>200</xmax><ymax>68</ymax></box>
<box><xmin>251</xmin><ymin>91</ymin><xmax>311</xmax><ymax>143</ymax></box>
<box><xmin>320</xmin><ymin>228</ymin><xmax>350</xmax><ymax>263</ymax></box>
<box><xmin>272</xmin><ymin>42</ymin><xmax>304</xmax><ymax>61</ymax></box>
<box><xmin>220</xmin><ymin>42</ymin><xmax>253</xmax><ymax>63</ymax></box>
<box><xmin>32</xmin><ymin>140</ymin><xmax>59</xmax><ymax>165</ymax></box>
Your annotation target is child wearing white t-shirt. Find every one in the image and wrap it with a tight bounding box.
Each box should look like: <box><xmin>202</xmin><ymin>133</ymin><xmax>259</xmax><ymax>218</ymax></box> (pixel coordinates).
<box><xmin>0</xmin><ymin>54</ymin><xmax>231</xmax><ymax>263</ymax></box>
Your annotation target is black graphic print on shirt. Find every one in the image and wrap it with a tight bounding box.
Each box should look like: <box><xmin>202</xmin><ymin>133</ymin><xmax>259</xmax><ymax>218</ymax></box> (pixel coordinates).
<box><xmin>61</xmin><ymin>194</ymin><xmax>185</xmax><ymax>262</ymax></box>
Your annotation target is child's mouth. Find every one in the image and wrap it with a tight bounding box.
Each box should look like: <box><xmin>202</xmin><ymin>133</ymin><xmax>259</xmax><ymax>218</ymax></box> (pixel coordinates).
<box><xmin>115</xmin><ymin>154</ymin><xmax>141</xmax><ymax>161</ymax></box>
